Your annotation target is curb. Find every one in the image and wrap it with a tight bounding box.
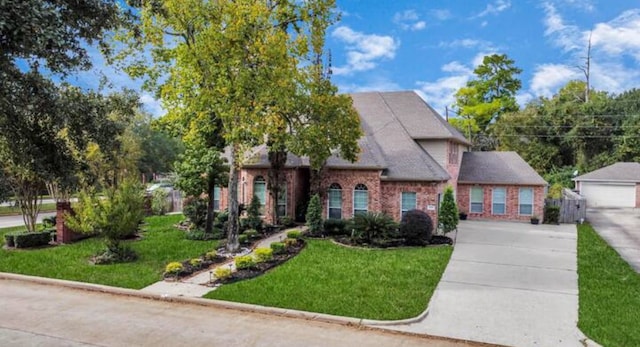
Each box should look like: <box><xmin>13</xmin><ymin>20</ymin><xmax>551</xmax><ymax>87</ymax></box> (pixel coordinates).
<box><xmin>0</xmin><ymin>272</ymin><xmax>502</xmax><ymax>346</ymax></box>
<box><xmin>0</xmin><ymin>272</ymin><xmax>424</xmax><ymax>327</ymax></box>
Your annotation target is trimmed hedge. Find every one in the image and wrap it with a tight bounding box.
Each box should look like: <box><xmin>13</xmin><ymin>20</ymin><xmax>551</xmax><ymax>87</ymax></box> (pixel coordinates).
<box><xmin>323</xmin><ymin>219</ymin><xmax>348</xmax><ymax>236</ymax></box>
<box><xmin>543</xmin><ymin>205</ymin><xmax>560</xmax><ymax>224</ymax></box>
<box><xmin>10</xmin><ymin>231</ymin><xmax>53</xmax><ymax>249</ymax></box>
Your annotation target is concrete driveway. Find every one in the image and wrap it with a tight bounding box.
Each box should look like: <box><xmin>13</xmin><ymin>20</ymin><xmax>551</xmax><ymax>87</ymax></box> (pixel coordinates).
<box><xmin>386</xmin><ymin>220</ymin><xmax>585</xmax><ymax>347</ymax></box>
<box><xmin>588</xmin><ymin>208</ymin><xmax>640</xmax><ymax>272</ymax></box>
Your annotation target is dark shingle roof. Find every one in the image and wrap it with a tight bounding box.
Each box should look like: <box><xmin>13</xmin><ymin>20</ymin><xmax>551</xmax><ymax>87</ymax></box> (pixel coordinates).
<box><xmin>350</xmin><ymin>92</ymin><xmax>450</xmax><ymax>181</ymax></box>
<box><xmin>573</xmin><ymin>162</ymin><xmax>640</xmax><ymax>182</ymax></box>
<box><xmin>374</xmin><ymin>91</ymin><xmax>470</xmax><ymax>145</ymax></box>
<box><xmin>458</xmin><ymin>152</ymin><xmax>547</xmax><ymax>185</ymax></box>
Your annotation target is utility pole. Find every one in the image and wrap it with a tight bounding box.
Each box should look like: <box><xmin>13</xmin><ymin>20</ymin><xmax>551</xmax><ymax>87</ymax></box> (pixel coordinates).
<box><xmin>577</xmin><ymin>31</ymin><xmax>592</xmax><ymax>103</ymax></box>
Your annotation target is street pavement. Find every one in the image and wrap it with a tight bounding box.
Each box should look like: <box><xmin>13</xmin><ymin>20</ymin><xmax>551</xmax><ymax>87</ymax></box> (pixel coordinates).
<box><xmin>0</xmin><ymin>212</ymin><xmax>57</xmax><ymax>228</ymax></box>
<box><xmin>0</xmin><ymin>279</ymin><xmax>478</xmax><ymax>347</ymax></box>
<box><xmin>382</xmin><ymin>220</ymin><xmax>586</xmax><ymax>347</ymax></box>
<box><xmin>588</xmin><ymin>207</ymin><xmax>640</xmax><ymax>272</ymax></box>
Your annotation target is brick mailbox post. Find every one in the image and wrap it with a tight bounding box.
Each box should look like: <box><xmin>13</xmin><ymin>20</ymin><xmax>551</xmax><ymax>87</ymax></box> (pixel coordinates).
<box><xmin>55</xmin><ymin>201</ymin><xmax>84</xmax><ymax>244</ymax></box>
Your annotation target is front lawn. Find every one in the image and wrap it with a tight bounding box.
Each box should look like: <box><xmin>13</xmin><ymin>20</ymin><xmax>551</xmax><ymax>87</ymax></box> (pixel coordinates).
<box><xmin>205</xmin><ymin>240</ymin><xmax>452</xmax><ymax>320</ymax></box>
<box><xmin>578</xmin><ymin>223</ymin><xmax>640</xmax><ymax>346</ymax></box>
<box><xmin>0</xmin><ymin>214</ymin><xmax>217</xmax><ymax>289</ymax></box>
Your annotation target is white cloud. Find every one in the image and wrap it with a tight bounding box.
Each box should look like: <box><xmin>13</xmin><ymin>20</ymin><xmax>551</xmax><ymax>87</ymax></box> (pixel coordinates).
<box><xmin>530</xmin><ymin>64</ymin><xmax>581</xmax><ymax>97</ymax></box>
<box><xmin>331</xmin><ymin>26</ymin><xmax>400</xmax><ymax>76</ymax></box>
<box><xmin>393</xmin><ymin>10</ymin><xmax>427</xmax><ymax>31</ymax></box>
<box><xmin>473</xmin><ymin>0</ymin><xmax>511</xmax><ymax>18</ymax></box>
<box><xmin>337</xmin><ymin>77</ymin><xmax>401</xmax><ymax>93</ymax></box>
<box><xmin>542</xmin><ymin>2</ymin><xmax>582</xmax><ymax>52</ymax></box>
<box><xmin>430</xmin><ymin>9</ymin><xmax>452</xmax><ymax>21</ymax></box>
<box><xmin>591</xmin><ymin>10</ymin><xmax>640</xmax><ymax>62</ymax></box>
<box><xmin>548</xmin><ymin>0</ymin><xmax>595</xmax><ymax>12</ymax></box>
<box><xmin>416</xmin><ymin>61</ymin><xmax>474</xmax><ymax>114</ymax></box>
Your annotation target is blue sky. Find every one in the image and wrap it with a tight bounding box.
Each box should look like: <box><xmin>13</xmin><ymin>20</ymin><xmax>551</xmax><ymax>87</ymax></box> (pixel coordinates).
<box><xmin>70</xmin><ymin>0</ymin><xmax>640</xmax><ymax>116</ymax></box>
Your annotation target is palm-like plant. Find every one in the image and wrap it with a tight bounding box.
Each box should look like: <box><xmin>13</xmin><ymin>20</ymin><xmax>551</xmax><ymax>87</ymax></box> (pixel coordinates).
<box><xmin>351</xmin><ymin>212</ymin><xmax>397</xmax><ymax>244</ymax></box>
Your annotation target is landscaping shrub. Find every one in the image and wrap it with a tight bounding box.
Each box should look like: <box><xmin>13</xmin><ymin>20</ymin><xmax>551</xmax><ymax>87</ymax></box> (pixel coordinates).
<box><xmin>4</xmin><ymin>234</ymin><xmax>15</xmax><ymax>247</ymax></box>
<box><xmin>183</xmin><ymin>197</ymin><xmax>208</xmax><ymax>229</ymax></box>
<box><xmin>64</xmin><ymin>179</ymin><xmax>145</xmax><ymax>263</ymax></box>
<box><xmin>42</xmin><ymin>215</ymin><xmax>57</xmax><ymax>229</ymax></box>
<box><xmin>151</xmin><ymin>189</ymin><xmax>169</xmax><ymax>215</ymax></box>
<box><xmin>351</xmin><ymin>212</ymin><xmax>397</xmax><ymax>243</ymax></box>
<box><xmin>543</xmin><ymin>205</ymin><xmax>560</xmax><ymax>224</ymax></box>
<box><xmin>323</xmin><ymin>219</ymin><xmax>348</xmax><ymax>236</ymax></box>
<box><xmin>438</xmin><ymin>186</ymin><xmax>459</xmax><ymax>234</ymax></box>
<box><xmin>245</xmin><ymin>194</ymin><xmax>263</xmax><ymax>231</ymax></box>
<box><xmin>286</xmin><ymin>230</ymin><xmax>302</xmax><ymax>239</ymax></box>
<box><xmin>215</xmin><ymin>267</ymin><xmax>232</xmax><ymax>280</ymax></box>
<box><xmin>189</xmin><ymin>258</ymin><xmax>203</xmax><ymax>268</ymax></box>
<box><xmin>284</xmin><ymin>237</ymin><xmax>298</xmax><ymax>249</ymax></box>
<box><xmin>214</xmin><ymin>211</ymin><xmax>229</xmax><ymax>229</ymax></box>
<box><xmin>305</xmin><ymin>194</ymin><xmax>323</xmax><ymax>235</ymax></box>
<box><xmin>204</xmin><ymin>251</ymin><xmax>219</xmax><ymax>261</ymax></box>
<box><xmin>243</xmin><ymin>229</ymin><xmax>259</xmax><ymax>239</ymax></box>
<box><xmin>12</xmin><ymin>231</ymin><xmax>52</xmax><ymax>248</ymax></box>
<box><xmin>238</xmin><ymin>234</ymin><xmax>249</xmax><ymax>244</ymax></box>
<box><xmin>547</xmin><ymin>183</ymin><xmax>563</xmax><ymax>199</ymax></box>
<box><xmin>165</xmin><ymin>261</ymin><xmax>184</xmax><ymax>275</ymax></box>
<box><xmin>278</xmin><ymin>216</ymin><xmax>295</xmax><ymax>227</ymax></box>
<box><xmin>270</xmin><ymin>241</ymin><xmax>285</xmax><ymax>255</ymax></box>
<box><xmin>94</xmin><ymin>245</ymin><xmax>137</xmax><ymax>265</ymax></box>
<box><xmin>254</xmin><ymin>247</ymin><xmax>273</xmax><ymax>263</ymax></box>
<box><xmin>399</xmin><ymin>209</ymin><xmax>433</xmax><ymax>246</ymax></box>
<box><xmin>235</xmin><ymin>255</ymin><xmax>255</xmax><ymax>270</ymax></box>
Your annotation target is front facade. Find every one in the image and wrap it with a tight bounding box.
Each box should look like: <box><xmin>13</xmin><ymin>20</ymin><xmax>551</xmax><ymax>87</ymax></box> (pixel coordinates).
<box><xmin>217</xmin><ymin>91</ymin><xmax>546</xmax><ymax>224</ymax></box>
<box><xmin>574</xmin><ymin>162</ymin><xmax>640</xmax><ymax>208</ymax></box>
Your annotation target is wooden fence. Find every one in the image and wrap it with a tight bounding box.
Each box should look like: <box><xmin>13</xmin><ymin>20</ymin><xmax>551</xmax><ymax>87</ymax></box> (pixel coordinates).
<box><xmin>545</xmin><ymin>188</ymin><xmax>587</xmax><ymax>224</ymax></box>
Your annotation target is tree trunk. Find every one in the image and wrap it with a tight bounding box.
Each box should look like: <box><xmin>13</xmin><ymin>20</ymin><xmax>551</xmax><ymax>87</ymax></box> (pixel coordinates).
<box><xmin>15</xmin><ymin>178</ymin><xmax>42</xmax><ymax>233</ymax></box>
<box><xmin>226</xmin><ymin>145</ymin><xmax>240</xmax><ymax>252</ymax></box>
<box><xmin>205</xmin><ymin>179</ymin><xmax>215</xmax><ymax>235</ymax></box>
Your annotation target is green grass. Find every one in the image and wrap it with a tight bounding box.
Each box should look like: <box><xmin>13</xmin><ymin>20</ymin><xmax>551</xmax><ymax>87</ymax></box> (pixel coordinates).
<box><xmin>205</xmin><ymin>240</ymin><xmax>452</xmax><ymax>320</ymax></box>
<box><xmin>0</xmin><ymin>203</ymin><xmax>57</xmax><ymax>216</ymax></box>
<box><xmin>578</xmin><ymin>223</ymin><xmax>640</xmax><ymax>346</ymax></box>
<box><xmin>0</xmin><ymin>214</ymin><xmax>217</xmax><ymax>289</ymax></box>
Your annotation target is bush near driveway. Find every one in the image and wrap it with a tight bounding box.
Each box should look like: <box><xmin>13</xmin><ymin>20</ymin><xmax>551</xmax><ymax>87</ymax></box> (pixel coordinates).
<box><xmin>578</xmin><ymin>223</ymin><xmax>640</xmax><ymax>347</ymax></box>
<box><xmin>206</xmin><ymin>239</ymin><xmax>452</xmax><ymax>320</ymax></box>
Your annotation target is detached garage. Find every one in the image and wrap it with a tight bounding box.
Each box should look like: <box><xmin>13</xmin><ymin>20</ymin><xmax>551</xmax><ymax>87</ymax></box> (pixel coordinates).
<box><xmin>574</xmin><ymin>162</ymin><xmax>640</xmax><ymax>208</ymax></box>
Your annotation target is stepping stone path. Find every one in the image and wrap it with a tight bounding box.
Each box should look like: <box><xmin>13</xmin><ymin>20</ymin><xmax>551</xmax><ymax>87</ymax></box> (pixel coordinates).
<box><xmin>140</xmin><ymin>228</ymin><xmax>299</xmax><ymax>298</ymax></box>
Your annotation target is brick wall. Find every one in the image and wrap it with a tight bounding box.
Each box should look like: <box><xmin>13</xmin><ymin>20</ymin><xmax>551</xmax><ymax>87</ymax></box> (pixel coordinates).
<box><xmin>380</xmin><ymin>181</ymin><xmax>444</xmax><ymax>224</ymax></box>
<box><xmin>636</xmin><ymin>184</ymin><xmax>640</xmax><ymax>208</ymax></box>
<box><xmin>457</xmin><ymin>184</ymin><xmax>545</xmax><ymax>221</ymax></box>
<box><xmin>218</xmin><ymin>168</ymin><xmax>298</xmax><ymax>224</ymax></box>
<box><xmin>320</xmin><ymin>169</ymin><xmax>382</xmax><ymax>220</ymax></box>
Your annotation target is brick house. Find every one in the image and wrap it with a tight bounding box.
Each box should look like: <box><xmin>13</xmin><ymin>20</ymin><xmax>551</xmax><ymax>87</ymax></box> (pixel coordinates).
<box><xmin>216</xmin><ymin>91</ymin><xmax>546</xmax><ymax>224</ymax></box>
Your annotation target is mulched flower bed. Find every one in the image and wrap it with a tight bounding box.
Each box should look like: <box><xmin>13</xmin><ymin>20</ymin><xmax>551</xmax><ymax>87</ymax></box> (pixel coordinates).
<box><xmin>212</xmin><ymin>239</ymin><xmax>306</xmax><ymax>285</ymax></box>
<box><xmin>164</xmin><ymin>253</ymin><xmax>229</xmax><ymax>280</ymax></box>
<box><xmin>330</xmin><ymin>234</ymin><xmax>453</xmax><ymax>249</ymax></box>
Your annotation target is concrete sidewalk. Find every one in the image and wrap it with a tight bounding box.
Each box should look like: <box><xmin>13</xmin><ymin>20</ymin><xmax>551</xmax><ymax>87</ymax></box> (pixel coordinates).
<box><xmin>141</xmin><ymin>228</ymin><xmax>295</xmax><ymax>297</ymax></box>
<box><xmin>381</xmin><ymin>220</ymin><xmax>587</xmax><ymax>347</ymax></box>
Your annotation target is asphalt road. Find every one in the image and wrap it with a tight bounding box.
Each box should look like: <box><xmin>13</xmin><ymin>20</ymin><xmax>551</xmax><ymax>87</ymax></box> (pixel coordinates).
<box><xmin>0</xmin><ymin>279</ymin><xmax>477</xmax><ymax>347</ymax></box>
<box><xmin>0</xmin><ymin>212</ymin><xmax>57</xmax><ymax>229</ymax></box>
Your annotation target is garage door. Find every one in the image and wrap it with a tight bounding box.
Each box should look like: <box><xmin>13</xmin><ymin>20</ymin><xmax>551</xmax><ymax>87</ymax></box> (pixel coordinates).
<box><xmin>580</xmin><ymin>182</ymin><xmax>636</xmax><ymax>208</ymax></box>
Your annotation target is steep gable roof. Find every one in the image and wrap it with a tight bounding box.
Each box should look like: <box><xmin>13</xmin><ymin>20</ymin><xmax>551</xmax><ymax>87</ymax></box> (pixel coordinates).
<box><xmin>573</xmin><ymin>162</ymin><xmax>640</xmax><ymax>182</ymax></box>
<box><xmin>350</xmin><ymin>91</ymin><xmax>450</xmax><ymax>181</ymax></box>
<box><xmin>459</xmin><ymin>151</ymin><xmax>547</xmax><ymax>185</ymax></box>
<box><xmin>374</xmin><ymin>91</ymin><xmax>470</xmax><ymax>145</ymax></box>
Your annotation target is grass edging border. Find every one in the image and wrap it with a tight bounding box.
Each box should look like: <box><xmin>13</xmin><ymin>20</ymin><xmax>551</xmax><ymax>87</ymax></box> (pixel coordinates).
<box><xmin>0</xmin><ymin>271</ymin><xmax>432</xmax><ymax>326</ymax></box>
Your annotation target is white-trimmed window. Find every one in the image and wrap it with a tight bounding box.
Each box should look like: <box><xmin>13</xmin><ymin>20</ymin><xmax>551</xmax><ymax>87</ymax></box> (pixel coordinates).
<box><xmin>492</xmin><ymin>187</ymin><xmax>506</xmax><ymax>215</ymax></box>
<box><xmin>470</xmin><ymin>187</ymin><xmax>484</xmax><ymax>213</ymax></box>
<box><xmin>277</xmin><ymin>185</ymin><xmax>287</xmax><ymax>217</ymax></box>
<box><xmin>401</xmin><ymin>192</ymin><xmax>417</xmax><ymax>218</ymax></box>
<box><xmin>519</xmin><ymin>188</ymin><xmax>533</xmax><ymax>215</ymax></box>
<box><xmin>328</xmin><ymin>183</ymin><xmax>342</xmax><ymax>219</ymax></box>
<box><xmin>253</xmin><ymin>176</ymin><xmax>266</xmax><ymax>212</ymax></box>
<box><xmin>213</xmin><ymin>186</ymin><xmax>221</xmax><ymax>211</ymax></box>
<box><xmin>353</xmin><ymin>184</ymin><xmax>369</xmax><ymax>216</ymax></box>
